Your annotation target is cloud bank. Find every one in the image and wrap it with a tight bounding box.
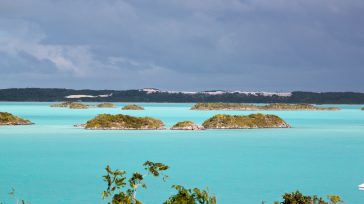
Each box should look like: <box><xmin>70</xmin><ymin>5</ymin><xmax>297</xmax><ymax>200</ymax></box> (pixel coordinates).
<box><xmin>0</xmin><ymin>0</ymin><xmax>363</xmax><ymax>91</ymax></box>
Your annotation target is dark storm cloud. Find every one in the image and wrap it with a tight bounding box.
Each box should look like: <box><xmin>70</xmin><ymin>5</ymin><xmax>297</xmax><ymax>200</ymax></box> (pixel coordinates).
<box><xmin>0</xmin><ymin>0</ymin><xmax>363</xmax><ymax>91</ymax></box>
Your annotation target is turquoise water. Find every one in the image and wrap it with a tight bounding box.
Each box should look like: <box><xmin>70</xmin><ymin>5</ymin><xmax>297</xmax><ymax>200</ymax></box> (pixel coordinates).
<box><xmin>1</xmin><ymin>102</ymin><xmax>364</xmax><ymax>204</ymax></box>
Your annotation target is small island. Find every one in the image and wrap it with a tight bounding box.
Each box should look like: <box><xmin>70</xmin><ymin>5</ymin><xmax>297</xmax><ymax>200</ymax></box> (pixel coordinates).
<box><xmin>122</xmin><ymin>104</ymin><xmax>144</xmax><ymax>110</ymax></box>
<box><xmin>50</xmin><ymin>102</ymin><xmax>90</xmax><ymax>109</ymax></box>
<box><xmin>171</xmin><ymin>121</ymin><xmax>204</xmax><ymax>130</ymax></box>
<box><xmin>361</xmin><ymin>107</ymin><xmax>364</xmax><ymax>110</ymax></box>
<box><xmin>97</xmin><ymin>103</ymin><xmax>116</xmax><ymax>108</ymax></box>
<box><xmin>191</xmin><ymin>103</ymin><xmax>340</xmax><ymax>111</ymax></box>
<box><xmin>0</xmin><ymin>112</ymin><xmax>33</xmax><ymax>126</ymax></box>
<box><xmin>202</xmin><ymin>113</ymin><xmax>290</xmax><ymax>129</ymax></box>
<box><xmin>85</xmin><ymin>114</ymin><xmax>164</xmax><ymax>130</ymax></box>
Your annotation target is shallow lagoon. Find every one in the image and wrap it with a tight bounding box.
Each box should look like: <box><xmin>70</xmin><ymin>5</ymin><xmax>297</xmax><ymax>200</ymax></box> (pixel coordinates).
<box><xmin>0</xmin><ymin>102</ymin><xmax>364</xmax><ymax>203</ymax></box>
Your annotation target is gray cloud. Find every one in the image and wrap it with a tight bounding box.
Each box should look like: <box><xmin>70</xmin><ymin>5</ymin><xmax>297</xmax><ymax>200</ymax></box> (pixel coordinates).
<box><xmin>0</xmin><ymin>0</ymin><xmax>363</xmax><ymax>91</ymax></box>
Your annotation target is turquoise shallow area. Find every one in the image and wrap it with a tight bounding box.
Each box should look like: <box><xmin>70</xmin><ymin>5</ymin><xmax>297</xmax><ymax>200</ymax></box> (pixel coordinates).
<box><xmin>1</xmin><ymin>102</ymin><xmax>364</xmax><ymax>203</ymax></box>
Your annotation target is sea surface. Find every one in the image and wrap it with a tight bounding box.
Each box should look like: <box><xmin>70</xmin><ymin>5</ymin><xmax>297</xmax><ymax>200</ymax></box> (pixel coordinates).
<box><xmin>0</xmin><ymin>102</ymin><xmax>364</xmax><ymax>204</ymax></box>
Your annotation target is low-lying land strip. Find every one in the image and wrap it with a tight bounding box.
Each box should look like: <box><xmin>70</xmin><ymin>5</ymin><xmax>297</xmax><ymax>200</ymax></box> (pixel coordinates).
<box><xmin>0</xmin><ymin>112</ymin><xmax>33</xmax><ymax>125</ymax></box>
<box><xmin>85</xmin><ymin>114</ymin><xmax>164</xmax><ymax>130</ymax></box>
<box><xmin>51</xmin><ymin>102</ymin><xmax>118</xmax><ymax>109</ymax></box>
<box><xmin>191</xmin><ymin>103</ymin><xmax>340</xmax><ymax>110</ymax></box>
<box><xmin>171</xmin><ymin>121</ymin><xmax>204</xmax><ymax>130</ymax></box>
<box><xmin>50</xmin><ymin>102</ymin><xmax>90</xmax><ymax>109</ymax></box>
<box><xmin>122</xmin><ymin>104</ymin><xmax>144</xmax><ymax>110</ymax></box>
<box><xmin>202</xmin><ymin>113</ymin><xmax>290</xmax><ymax>129</ymax></box>
<box><xmin>96</xmin><ymin>103</ymin><xmax>116</xmax><ymax>108</ymax></box>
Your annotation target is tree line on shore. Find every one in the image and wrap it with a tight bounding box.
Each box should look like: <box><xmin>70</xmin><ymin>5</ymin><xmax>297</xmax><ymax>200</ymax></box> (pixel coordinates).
<box><xmin>1</xmin><ymin>88</ymin><xmax>364</xmax><ymax>104</ymax></box>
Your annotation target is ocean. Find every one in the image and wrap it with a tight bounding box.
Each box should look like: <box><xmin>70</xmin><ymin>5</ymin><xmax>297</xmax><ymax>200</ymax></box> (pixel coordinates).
<box><xmin>0</xmin><ymin>102</ymin><xmax>364</xmax><ymax>203</ymax></box>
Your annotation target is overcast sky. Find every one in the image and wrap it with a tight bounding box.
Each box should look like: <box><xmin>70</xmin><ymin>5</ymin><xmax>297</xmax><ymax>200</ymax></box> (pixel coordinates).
<box><xmin>0</xmin><ymin>0</ymin><xmax>363</xmax><ymax>91</ymax></box>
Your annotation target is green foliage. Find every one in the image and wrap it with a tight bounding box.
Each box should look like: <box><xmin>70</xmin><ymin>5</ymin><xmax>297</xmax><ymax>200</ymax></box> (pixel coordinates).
<box><xmin>143</xmin><ymin>161</ymin><xmax>169</xmax><ymax>178</ymax></box>
<box><xmin>50</xmin><ymin>101</ymin><xmax>73</xmax><ymax>107</ymax></box>
<box><xmin>85</xmin><ymin>114</ymin><xmax>164</xmax><ymax>129</ymax></box>
<box><xmin>327</xmin><ymin>195</ymin><xmax>343</xmax><ymax>204</ymax></box>
<box><xmin>171</xmin><ymin>121</ymin><xmax>195</xmax><ymax>128</ymax></box>
<box><xmin>192</xmin><ymin>103</ymin><xmax>257</xmax><ymax>110</ymax></box>
<box><xmin>191</xmin><ymin>103</ymin><xmax>339</xmax><ymax>111</ymax></box>
<box><xmin>69</xmin><ymin>102</ymin><xmax>89</xmax><ymax>109</ymax></box>
<box><xmin>164</xmin><ymin>185</ymin><xmax>216</xmax><ymax>204</ymax></box>
<box><xmin>122</xmin><ymin>104</ymin><xmax>144</xmax><ymax>110</ymax></box>
<box><xmin>202</xmin><ymin>113</ymin><xmax>290</xmax><ymax>129</ymax></box>
<box><xmin>276</xmin><ymin>191</ymin><xmax>343</xmax><ymax>204</ymax></box>
<box><xmin>97</xmin><ymin>103</ymin><xmax>116</xmax><ymax>108</ymax></box>
<box><xmin>280</xmin><ymin>191</ymin><xmax>327</xmax><ymax>204</ymax></box>
<box><xmin>171</xmin><ymin>121</ymin><xmax>204</xmax><ymax>130</ymax></box>
<box><xmin>102</xmin><ymin>166</ymin><xmax>127</xmax><ymax>200</ymax></box>
<box><xmin>102</xmin><ymin>161</ymin><xmax>169</xmax><ymax>204</ymax></box>
<box><xmin>0</xmin><ymin>112</ymin><xmax>32</xmax><ymax>125</ymax></box>
<box><xmin>50</xmin><ymin>101</ymin><xmax>89</xmax><ymax>109</ymax></box>
<box><xmin>264</xmin><ymin>103</ymin><xmax>340</xmax><ymax>111</ymax></box>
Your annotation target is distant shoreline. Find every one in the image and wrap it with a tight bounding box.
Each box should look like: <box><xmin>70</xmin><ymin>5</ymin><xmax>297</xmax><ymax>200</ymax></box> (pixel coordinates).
<box><xmin>2</xmin><ymin>102</ymin><xmax>364</xmax><ymax>106</ymax></box>
<box><xmin>1</xmin><ymin>88</ymin><xmax>364</xmax><ymax>104</ymax></box>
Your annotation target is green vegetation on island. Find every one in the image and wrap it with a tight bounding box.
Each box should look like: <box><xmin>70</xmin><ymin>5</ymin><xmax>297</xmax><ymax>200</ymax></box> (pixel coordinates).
<box><xmin>0</xmin><ymin>112</ymin><xmax>33</xmax><ymax>126</ymax></box>
<box><xmin>171</xmin><ymin>121</ymin><xmax>204</xmax><ymax>130</ymax></box>
<box><xmin>192</xmin><ymin>103</ymin><xmax>340</xmax><ymax>111</ymax></box>
<box><xmin>50</xmin><ymin>101</ymin><xmax>90</xmax><ymax>109</ymax></box>
<box><xmin>85</xmin><ymin>114</ymin><xmax>164</xmax><ymax>130</ymax></box>
<box><xmin>122</xmin><ymin>104</ymin><xmax>145</xmax><ymax>110</ymax></box>
<box><xmin>202</xmin><ymin>113</ymin><xmax>290</xmax><ymax>129</ymax></box>
<box><xmin>82</xmin><ymin>113</ymin><xmax>290</xmax><ymax>130</ymax></box>
<box><xmin>69</xmin><ymin>102</ymin><xmax>89</xmax><ymax>109</ymax></box>
<box><xmin>97</xmin><ymin>103</ymin><xmax>116</xmax><ymax>108</ymax></box>
<box><xmin>50</xmin><ymin>101</ymin><xmax>72</xmax><ymax>107</ymax></box>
